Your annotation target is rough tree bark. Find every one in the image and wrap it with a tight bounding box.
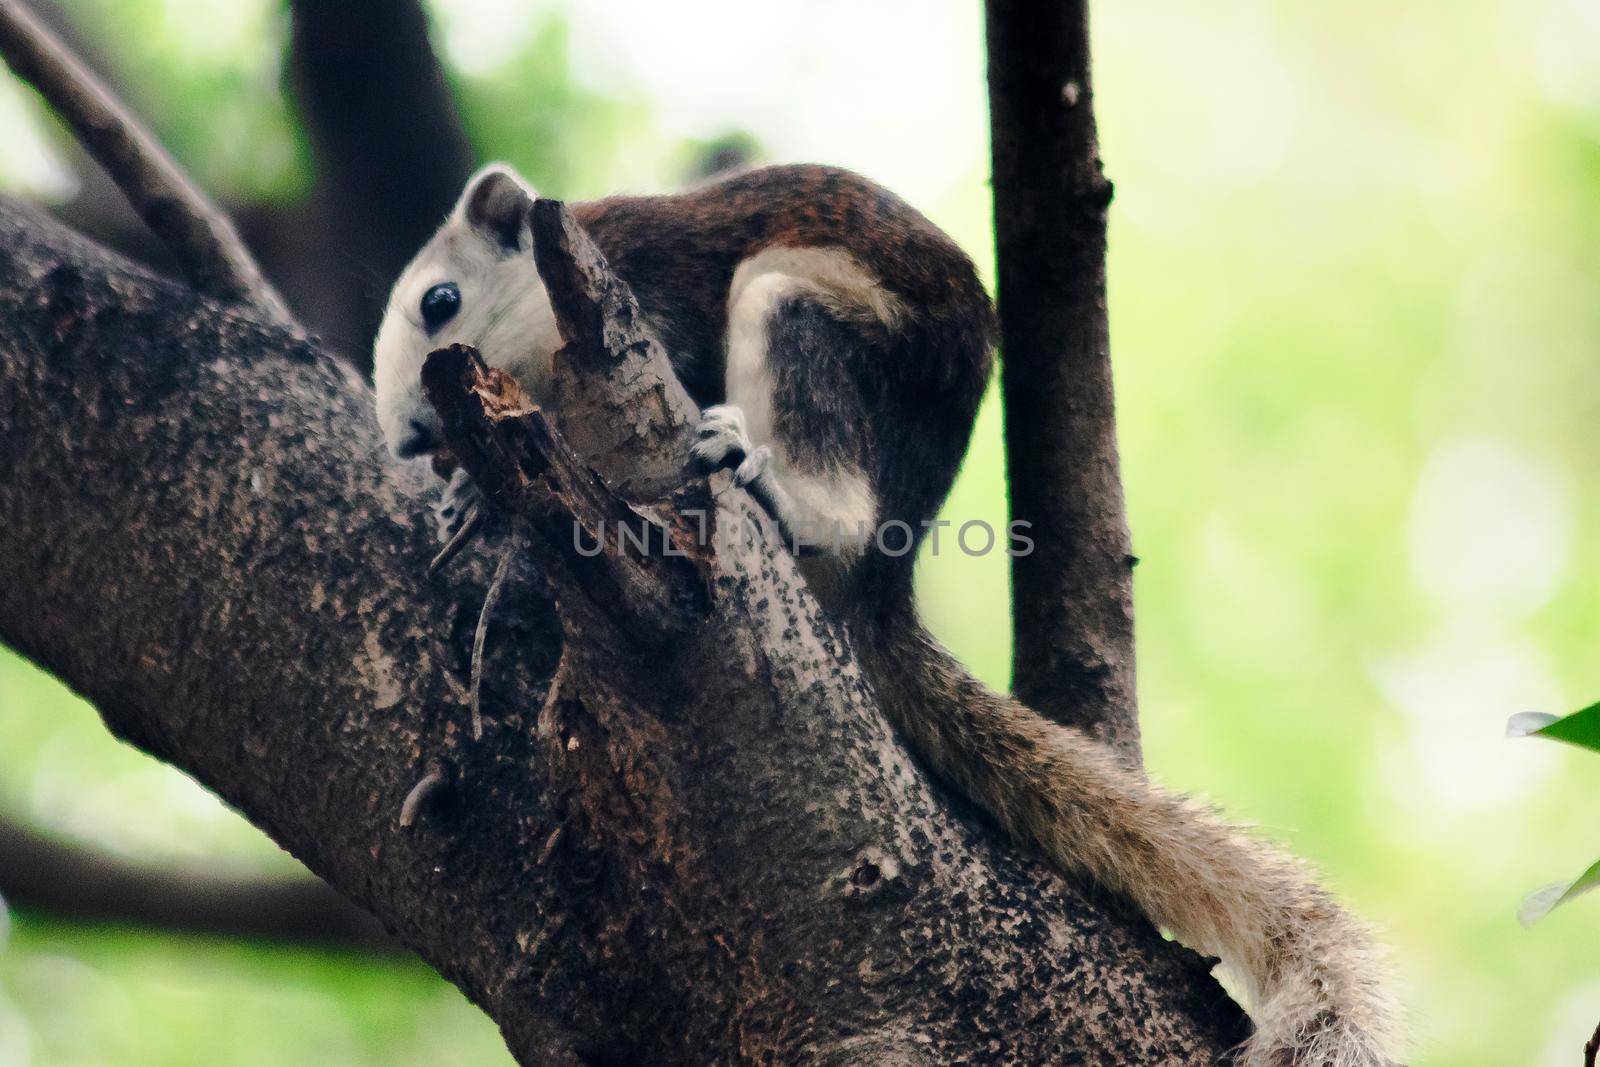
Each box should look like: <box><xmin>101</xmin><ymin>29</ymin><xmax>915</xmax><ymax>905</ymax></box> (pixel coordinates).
<box><xmin>0</xmin><ymin>198</ymin><xmax>1247</xmax><ymax>1062</ymax></box>
<box><xmin>987</xmin><ymin>0</ymin><xmax>1140</xmax><ymax>754</ymax></box>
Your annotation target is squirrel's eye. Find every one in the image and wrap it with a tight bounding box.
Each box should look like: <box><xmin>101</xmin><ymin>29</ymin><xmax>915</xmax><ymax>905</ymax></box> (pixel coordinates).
<box><xmin>420</xmin><ymin>282</ymin><xmax>461</xmax><ymax>332</ymax></box>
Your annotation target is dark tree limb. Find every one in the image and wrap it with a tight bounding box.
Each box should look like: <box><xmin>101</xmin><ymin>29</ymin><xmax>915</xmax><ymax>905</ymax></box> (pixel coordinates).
<box><xmin>285</xmin><ymin>0</ymin><xmax>474</xmax><ymax>249</ymax></box>
<box><xmin>986</xmin><ymin>0</ymin><xmax>1140</xmax><ymax>754</ymax></box>
<box><xmin>0</xmin><ymin>0</ymin><xmax>295</xmax><ymax>330</ymax></box>
<box><xmin>284</xmin><ymin>0</ymin><xmax>476</xmax><ymax>366</ymax></box>
<box><xmin>0</xmin><ymin>816</ymin><xmax>398</xmax><ymax>950</ymax></box>
<box><xmin>0</xmin><ymin>197</ymin><xmax>1246</xmax><ymax>1063</ymax></box>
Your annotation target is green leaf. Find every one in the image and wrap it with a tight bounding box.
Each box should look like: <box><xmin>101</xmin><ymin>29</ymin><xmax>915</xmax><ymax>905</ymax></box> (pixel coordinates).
<box><xmin>1506</xmin><ymin>712</ymin><xmax>1559</xmax><ymax>737</ymax></box>
<box><xmin>1531</xmin><ymin>700</ymin><xmax>1600</xmax><ymax>753</ymax></box>
<box><xmin>1520</xmin><ymin>857</ymin><xmax>1600</xmax><ymax>927</ymax></box>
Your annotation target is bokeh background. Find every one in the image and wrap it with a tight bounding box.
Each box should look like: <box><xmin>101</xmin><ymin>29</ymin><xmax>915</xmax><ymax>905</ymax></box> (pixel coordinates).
<box><xmin>1</xmin><ymin>0</ymin><xmax>1597</xmax><ymax>1063</ymax></box>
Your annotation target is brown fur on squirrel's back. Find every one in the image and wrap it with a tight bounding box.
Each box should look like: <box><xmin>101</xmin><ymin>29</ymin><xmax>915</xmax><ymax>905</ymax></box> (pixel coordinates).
<box><xmin>573</xmin><ymin>164</ymin><xmax>995</xmax><ymax>406</ymax></box>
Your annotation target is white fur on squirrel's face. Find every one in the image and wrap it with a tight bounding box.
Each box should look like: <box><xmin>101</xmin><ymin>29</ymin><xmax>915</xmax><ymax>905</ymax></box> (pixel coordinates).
<box><xmin>372</xmin><ymin>163</ymin><xmax>561</xmax><ymax>460</ymax></box>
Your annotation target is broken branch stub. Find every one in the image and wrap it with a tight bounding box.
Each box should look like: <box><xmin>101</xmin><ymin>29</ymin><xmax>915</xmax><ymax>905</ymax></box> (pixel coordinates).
<box><xmin>420</xmin><ymin>198</ymin><xmax>723</xmax><ymax>645</ymax></box>
<box><xmin>420</xmin><ymin>344</ymin><xmax>711</xmax><ymax>645</ymax></box>
<box><xmin>529</xmin><ymin>198</ymin><xmax>699</xmax><ymax>499</ymax></box>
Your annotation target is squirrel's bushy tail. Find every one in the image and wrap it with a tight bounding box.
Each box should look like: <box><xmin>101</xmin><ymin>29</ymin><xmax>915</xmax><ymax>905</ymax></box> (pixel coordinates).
<box><xmin>851</xmin><ymin>601</ymin><xmax>1399</xmax><ymax>1067</ymax></box>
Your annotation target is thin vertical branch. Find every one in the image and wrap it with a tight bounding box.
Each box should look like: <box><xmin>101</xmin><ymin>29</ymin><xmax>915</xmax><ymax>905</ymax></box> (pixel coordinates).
<box><xmin>284</xmin><ymin>0</ymin><xmax>475</xmax><ymax>365</ymax></box>
<box><xmin>986</xmin><ymin>0</ymin><xmax>1139</xmax><ymax>755</ymax></box>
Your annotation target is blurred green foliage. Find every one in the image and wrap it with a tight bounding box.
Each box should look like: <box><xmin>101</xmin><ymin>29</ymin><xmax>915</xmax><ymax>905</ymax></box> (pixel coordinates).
<box><xmin>0</xmin><ymin>921</ymin><xmax>509</xmax><ymax>1067</ymax></box>
<box><xmin>3</xmin><ymin>0</ymin><xmax>1600</xmax><ymax>1064</ymax></box>
<box><xmin>1511</xmin><ymin>703</ymin><xmax>1600</xmax><ymax>926</ymax></box>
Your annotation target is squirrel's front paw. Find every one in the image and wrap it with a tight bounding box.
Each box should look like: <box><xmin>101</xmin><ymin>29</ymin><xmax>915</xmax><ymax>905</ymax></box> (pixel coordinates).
<box><xmin>689</xmin><ymin>404</ymin><xmax>754</xmax><ymax>474</ymax></box>
<box><xmin>732</xmin><ymin>444</ymin><xmax>772</xmax><ymax>489</ymax></box>
<box><xmin>434</xmin><ymin>467</ymin><xmax>482</xmax><ymax>544</ymax></box>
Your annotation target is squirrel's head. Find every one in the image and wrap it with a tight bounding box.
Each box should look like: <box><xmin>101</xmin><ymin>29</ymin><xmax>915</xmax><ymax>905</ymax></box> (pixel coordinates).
<box><xmin>373</xmin><ymin>162</ymin><xmax>561</xmax><ymax>459</ymax></box>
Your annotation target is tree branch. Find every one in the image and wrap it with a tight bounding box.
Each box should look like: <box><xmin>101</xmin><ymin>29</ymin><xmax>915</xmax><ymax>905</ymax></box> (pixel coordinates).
<box><xmin>986</xmin><ymin>0</ymin><xmax>1139</xmax><ymax>754</ymax></box>
<box><xmin>531</xmin><ymin>197</ymin><xmax>701</xmax><ymax>494</ymax></box>
<box><xmin>0</xmin><ymin>197</ymin><xmax>1245</xmax><ymax>1063</ymax></box>
<box><xmin>27</xmin><ymin>0</ymin><xmax>463</xmax><ymax>361</ymax></box>
<box><xmin>0</xmin><ymin>815</ymin><xmax>398</xmax><ymax>950</ymax></box>
<box><xmin>0</xmin><ymin>0</ymin><xmax>296</xmax><ymax>330</ymax></box>
<box><xmin>284</xmin><ymin>0</ymin><xmax>475</xmax><ymax>365</ymax></box>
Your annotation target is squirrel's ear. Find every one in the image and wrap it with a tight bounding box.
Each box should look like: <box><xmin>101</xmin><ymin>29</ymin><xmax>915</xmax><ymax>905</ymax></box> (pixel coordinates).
<box><xmin>456</xmin><ymin>163</ymin><xmax>535</xmax><ymax>253</ymax></box>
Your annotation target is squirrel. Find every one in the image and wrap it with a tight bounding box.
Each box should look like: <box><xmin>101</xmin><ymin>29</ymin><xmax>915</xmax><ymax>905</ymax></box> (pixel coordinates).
<box><xmin>373</xmin><ymin>162</ymin><xmax>1399</xmax><ymax>1066</ymax></box>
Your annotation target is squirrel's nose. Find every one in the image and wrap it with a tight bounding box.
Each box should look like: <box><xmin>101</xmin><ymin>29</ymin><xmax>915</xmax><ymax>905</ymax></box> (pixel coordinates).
<box><xmin>394</xmin><ymin>419</ymin><xmax>441</xmax><ymax>459</ymax></box>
